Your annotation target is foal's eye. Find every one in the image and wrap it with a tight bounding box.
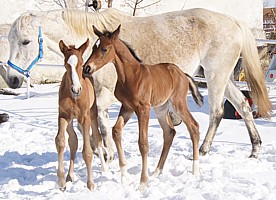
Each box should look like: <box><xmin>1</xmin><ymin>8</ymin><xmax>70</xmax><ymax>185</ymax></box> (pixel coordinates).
<box><xmin>22</xmin><ymin>40</ymin><xmax>31</xmax><ymax>45</ymax></box>
<box><xmin>101</xmin><ymin>47</ymin><xmax>108</xmax><ymax>53</ymax></box>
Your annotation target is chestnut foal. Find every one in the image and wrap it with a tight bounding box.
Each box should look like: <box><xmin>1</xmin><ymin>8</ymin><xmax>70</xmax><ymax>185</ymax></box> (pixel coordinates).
<box><xmin>56</xmin><ymin>39</ymin><xmax>108</xmax><ymax>191</ymax></box>
<box><xmin>83</xmin><ymin>25</ymin><xmax>203</xmax><ymax>189</ymax></box>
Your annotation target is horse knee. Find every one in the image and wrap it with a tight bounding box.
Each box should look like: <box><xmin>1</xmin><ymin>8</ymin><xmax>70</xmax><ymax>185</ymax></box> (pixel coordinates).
<box><xmin>55</xmin><ymin>133</ymin><xmax>66</xmax><ymax>151</ymax></box>
<box><xmin>112</xmin><ymin>126</ymin><xmax>122</xmax><ymax>141</ymax></box>
<box><xmin>138</xmin><ymin>139</ymin><xmax>149</xmax><ymax>155</ymax></box>
<box><xmin>82</xmin><ymin>148</ymin><xmax>93</xmax><ymax>162</ymax></box>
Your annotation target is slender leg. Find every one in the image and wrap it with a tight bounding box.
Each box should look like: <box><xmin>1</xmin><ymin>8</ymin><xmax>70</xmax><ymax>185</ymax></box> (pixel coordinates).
<box><xmin>153</xmin><ymin>104</ymin><xmax>176</xmax><ymax>177</ymax></box>
<box><xmin>199</xmin><ymin>44</ymin><xmax>240</xmax><ymax>156</ymax></box>
<box><xmin>97</xmin><ymin>108</ymin><xmax>115</xmax><ymax>162</ymax></box>
<box><xmin>79</xmin><ymin>115</ymin><xmax>94</xmax><ymax>191</ymax></box>
<box><xmin>65</xmin><ymin>122</ymin><xmax>78</xmax><ymax>182</ymax></box>
<box><xmin>225</xmin><ymin>80</ymin><xmax>262</xmax><ymax>158</ymax></box>
<box><xmin>96</xmin><ymin>88</ymin><xmax>116</xmax><ymax>162</ymax></box>
<box><xmin>90</xmin><ymin>99</ymin><xmax>108</xmax><ymax>172</ymax></box>
<box><xmin>199</xmin><ymin>71</ymin><xmax>231</xmax><ymax>156</ymax></box>
<box><xmin>136</xmin><ymin>105</ymin><xmax>150</xmax><ymax>189</ymax></box>
<box><xmin>112</xmin><ymin>106</ymin><xmax>133</xmax><ymax>185</ymax></box>
<box><xmin>171</xmin><ymin>92</ymin><xmax>200</xmax><ymax>175</ymax></box>
<box><xmin>55</xmin><ymin>117</ymin><xmax>69</xmax><ymax>191</ymax></box>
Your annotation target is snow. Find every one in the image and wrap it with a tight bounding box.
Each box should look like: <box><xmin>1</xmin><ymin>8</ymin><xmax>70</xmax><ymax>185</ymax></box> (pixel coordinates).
<box><xmin>0</xmin><ymin>83</ymin><xmax>276</xmax><ymax>199</ymax></box>
<box><xmin>1</xmin><ymin>0</ymin><xmax>276</xmax><ymax>199</ymax></box>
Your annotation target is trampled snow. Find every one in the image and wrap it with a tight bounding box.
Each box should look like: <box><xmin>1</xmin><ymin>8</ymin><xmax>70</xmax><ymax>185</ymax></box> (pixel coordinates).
<box><xmin>0</xmin><ymin>83</ymin><xmax>276</xmax><ymax>200</ymax></box>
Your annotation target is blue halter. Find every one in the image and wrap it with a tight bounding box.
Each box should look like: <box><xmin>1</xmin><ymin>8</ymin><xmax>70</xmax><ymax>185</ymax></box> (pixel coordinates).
<box><xmin>7</xmin><ymin>26</ymin><xmax>43</xmax><ymax>78</ymax></box>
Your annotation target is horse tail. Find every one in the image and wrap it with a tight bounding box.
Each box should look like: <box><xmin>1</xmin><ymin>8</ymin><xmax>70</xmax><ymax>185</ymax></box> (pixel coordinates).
<box><xmin>186</xmin><ymin>73</ymin><xmax>203</xmax><ymax>107</ymax></box>
<box><xmin>235</xmin><ymin>21</ymin><xmax>272</xmax><ymax>118</ymax></box>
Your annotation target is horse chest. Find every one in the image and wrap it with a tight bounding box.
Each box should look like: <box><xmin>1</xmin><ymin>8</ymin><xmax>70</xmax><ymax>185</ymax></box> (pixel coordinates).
<box><xmin>59</xmin><ymin>98</ymin><xmax>89</xmax><ymax>119</ymax></box>
<box><xmin>114</xmin><ymin>80</ymin><xmax>152</xmax><ymax>110</ymax></box>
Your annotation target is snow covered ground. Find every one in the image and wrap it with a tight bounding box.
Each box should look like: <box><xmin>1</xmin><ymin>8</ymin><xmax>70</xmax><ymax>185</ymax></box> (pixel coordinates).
<box><xmin>0</xmin><ymin>83</ymin><xmax>276</xmax><ymax>200</ymax></box>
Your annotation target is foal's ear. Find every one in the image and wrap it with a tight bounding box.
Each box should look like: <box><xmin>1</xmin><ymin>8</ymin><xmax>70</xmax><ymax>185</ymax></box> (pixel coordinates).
<box><xmin>59</xmin><ymin>40</ymin><xmax>68</xmax><ymax>54</ymax></box>
<box><xmin>111</xmin><ymin>24</ymin><xmax>121</xmax><ymax>41</ymax></box>
<box><xmin>79</xmin><ymin>38</ymin><xmax>89</xmax><ymax>55</ymax></box>
<box><xmin>93</xmin><ymin>25</ymin><xmax>103</xmax><ymax>37</ymax></box>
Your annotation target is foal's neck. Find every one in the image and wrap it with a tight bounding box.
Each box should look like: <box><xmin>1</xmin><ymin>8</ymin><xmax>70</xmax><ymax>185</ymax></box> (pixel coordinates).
<box><xmin>113</xmin><ymin>39</ymin><xmax>141</xmax><ymax>84</ymax></box>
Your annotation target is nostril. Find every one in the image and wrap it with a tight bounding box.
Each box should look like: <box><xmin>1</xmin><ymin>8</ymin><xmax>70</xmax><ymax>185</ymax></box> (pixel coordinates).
<box><xmin>83</xmin><ymin>65</ymin><xmax>91</xmax><ymax>74</ymax></box>
<box><xmin>71</xmin><ymin>86</ymin><xmax>75</xmax><ymax>94</ymax></box>
<box><xmin>8</xmin><ymin>76</ymin><xmax>21</xmax><ymax>89</ymax></box>
<box><xmin>71</xmin><ymin>86</ymin><xmax>82</xmax><ymax>96</ymax></box>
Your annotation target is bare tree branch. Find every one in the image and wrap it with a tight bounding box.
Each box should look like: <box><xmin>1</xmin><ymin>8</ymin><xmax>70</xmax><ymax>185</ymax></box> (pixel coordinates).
<box><xmin>125</xmin><ymin>0</ymin><xmax>161</xmax><ymax>16</ymax></box>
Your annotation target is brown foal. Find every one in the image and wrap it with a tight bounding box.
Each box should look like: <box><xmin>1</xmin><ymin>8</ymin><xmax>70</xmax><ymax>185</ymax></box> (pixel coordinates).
<box><xmin>83</xmin><ymin>25</ymin><xmax>203</xmax><ymax>189</ymax></box>
<box><xmin>55</xmin><ymin>39</ymin><xmax>108</xmax><ymax>191</ymax></box>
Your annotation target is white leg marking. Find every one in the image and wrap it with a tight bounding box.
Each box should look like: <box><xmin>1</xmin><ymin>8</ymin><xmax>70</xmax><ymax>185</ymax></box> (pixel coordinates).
<box><xmin>193</xmin><ymin>160</ymin><xmax>200</xmax><ymax>175</ymax></box>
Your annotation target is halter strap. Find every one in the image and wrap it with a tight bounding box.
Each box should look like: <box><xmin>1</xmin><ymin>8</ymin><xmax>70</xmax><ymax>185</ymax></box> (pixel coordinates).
<box><xmin>7</xmin><ymin>26</ymin><xmax>43</xmax><ymax>78</ymax></box>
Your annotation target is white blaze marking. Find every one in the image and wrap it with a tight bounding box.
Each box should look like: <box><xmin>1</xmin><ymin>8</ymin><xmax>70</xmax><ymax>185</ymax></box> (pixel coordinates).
<box><xmin>95</xmin><ymin>39</ymin><xmax>100</xmax><ymax>48</ymax></box>
<box><xmin>67</xmin><ymin>55</ymin><xmax>81</xmax><ymax>91</ymax></box>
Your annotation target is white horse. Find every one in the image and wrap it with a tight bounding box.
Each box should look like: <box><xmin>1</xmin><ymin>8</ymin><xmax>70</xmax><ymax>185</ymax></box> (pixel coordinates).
<box><xmin>7</xmin><ymin>8</ymin><xmax>271</xmax><ymax>159</ymax></box>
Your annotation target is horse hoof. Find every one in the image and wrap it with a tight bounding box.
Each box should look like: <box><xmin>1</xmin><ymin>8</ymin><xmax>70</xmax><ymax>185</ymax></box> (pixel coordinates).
<box><xmin>138</xmin><ymin>181</ymin><xmax>148</xmax><ymax>191</ymax></box>
<box><xmin>87</xmin><ymin>181</ymin><xmax>95</xmax><ymax>191</ymax></box>
<box><xmin>0</xmin><ymin>113</ymin><xmax>9</xmax><ymax>124</ymax></box>
<box><xmin>169</xmin><ymin>111</ymin><xmax>182</xmax><ymax>126</ymax></box>
<box><xmin>59</xmin><ymin>186</ymin><xmax>66</xmax><ymax>192</ymax></box>
<box><xmin>248</xmin><ymin>154</ymin><xmax>258</xmax><ymax>159</ymax></box>
<box><xmin>199</xmin><ymin>148</ymin><xmax>208</xmax><ymax>156</ymax></box>
<box><xmin>152</xmin><ymin>168</ymin><xmax>162</xmax><ymax>178</ymax></box>
<box><xmin>66</xmin><ymin>175</ymin><xmax>73</xmax><ymax>182</ymax></box>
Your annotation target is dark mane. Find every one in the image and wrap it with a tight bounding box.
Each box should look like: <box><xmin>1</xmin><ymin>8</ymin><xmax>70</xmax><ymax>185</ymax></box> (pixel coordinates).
<box><xmin>120</xmin><ymin>40</ymin><xmax>142</xmax><ymax>63</ymax></box>
<box><xmin>102</xmin><ymin>31</ymin><xmax>142</xmax><ymax>63</ymax></box>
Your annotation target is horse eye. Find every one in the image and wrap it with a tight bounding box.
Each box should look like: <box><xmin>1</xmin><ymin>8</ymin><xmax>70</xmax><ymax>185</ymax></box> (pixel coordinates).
<box><xmin>22</xmin><ymin>40</ymin><xmax>30</xmax><ymax>45</ymax></box>
<box><xmin>101</xmin><ymin>47</ymin><xmax>108</xmax><ymax>53</ymax></box>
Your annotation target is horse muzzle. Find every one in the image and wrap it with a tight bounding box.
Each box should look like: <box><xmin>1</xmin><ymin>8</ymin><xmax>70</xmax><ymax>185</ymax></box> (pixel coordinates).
<box><xmin>83</xmin><ymin>65</ymin><xmax>94</xmax><ymax>76</ymax></box>
<box><xmin>7</xmin><ymin>75</ymin><xmax>24</xmax><ymax>89</ymax></box>
<box><xmin>71</xmin><ymin>85</ymin><xmax>82</xmax><ymax>98</ymax></box>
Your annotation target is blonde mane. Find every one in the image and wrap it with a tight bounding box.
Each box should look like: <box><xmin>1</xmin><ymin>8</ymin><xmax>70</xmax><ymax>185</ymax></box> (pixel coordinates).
<box><xmin>62</xmin><ymin>9</ymin><xmax>127</xmax><ymax>37</ymax></box>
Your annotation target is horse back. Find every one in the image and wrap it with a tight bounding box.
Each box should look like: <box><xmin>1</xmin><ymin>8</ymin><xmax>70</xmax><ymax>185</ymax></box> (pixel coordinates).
<box><xmin>146</xmin><ymin>63</ymin><xmax>189</xmax><ymax>107</ymax></box>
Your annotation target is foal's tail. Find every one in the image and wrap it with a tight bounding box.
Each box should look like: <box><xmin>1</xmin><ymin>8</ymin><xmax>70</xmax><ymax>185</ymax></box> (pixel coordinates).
<box><xmin>186</xmin><ymin>73</ymin><xmax>203</xmax><ymax>107</ymax></box>
<box><xmin>236</xmin><ymin>21</ymin><xmax>272</xmax><ymax>118</ymax></box>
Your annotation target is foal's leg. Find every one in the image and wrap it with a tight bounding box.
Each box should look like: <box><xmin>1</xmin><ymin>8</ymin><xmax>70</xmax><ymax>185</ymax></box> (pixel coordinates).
<box><xmin>172</xmin><ymin>99</ymin><xmax>200</xmax><ymax>175</ymax></box>
<box><xmin>112</xmin><ymin>106</ymin><xmax>134</xmax><ymax>185</ymax></box>
<box><xmin>153</xmin><ymin>104</ymin><xmax>176</xmax><ymax>177</ymax></box>
<box><xmin>136</xmin><ymin>105</ymin><xmax>150</xmax><ymax>189</ymax></box>
<box><xmin>90</xmin><ymin>99</ymin><xmax>108</xmax><ymax>172</ymax></box>
<box><xmin>55</xmin><ymin>117</ymin><xmax>69</xmax><ymax>191</ymax></box>
<box><xmin>225</xmin><ymin>80</ymin><xmax>262</xmax><ymax>158</ymax></box>
<box><xmin>65</xmin><ymin>122</ymin><xmax>78</xmax><ymax>183</ymax></box>
<box><xmin>79</xmin><ymin>114</ymin><xmax>94</xmax><ymax>191</ymax></box>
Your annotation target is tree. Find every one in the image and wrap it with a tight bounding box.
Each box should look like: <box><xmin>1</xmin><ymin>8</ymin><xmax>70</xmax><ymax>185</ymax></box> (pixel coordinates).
<box><xmin>106</xmin><ymin>0</ymin><xmax>113</xmax><ymax>8</ymax></box>
<box><xmin>36</xmin><ymin>0</ymin><xmax>68</xmax><ymax>9</ymax></box>
<box><xmin>124</xmin><ymin>0</ymin><xmax>161</xmax><ymax>16</ymax></box>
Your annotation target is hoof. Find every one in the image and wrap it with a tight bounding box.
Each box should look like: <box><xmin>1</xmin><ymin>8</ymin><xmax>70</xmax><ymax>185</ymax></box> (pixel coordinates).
<box><xmin>66</xmin><ymin>175</ymin><xmax>73</xmax><ymax>182</ymax></box>
<box><xmin>0</xmin><ymin>113</ymin><xmax>9</xmax><ymax>123</ymax></box>
<box><xmin>138</xmin><ymin>181</ymin><xmax>148</xmax><ymax>191</ymax></box>
<box><xmin>152</xmin><ymin>168</ymin><xmax>162</xmax><ymax>178</ymax></box>
<box><xmin>87</xmin><ymin>181</ymin><xmax>95</xmax><ymax>191</ymax></box>
<box><xmin>248</xmin><ymin>154</ymin><xmax>258</xmax><ymax>159</ymax></box>
<box><xmin>199</xmin><ymin>145</ymin><xmax>209</xmax><ymax>156</ymax></box>
<box><xmin>59</xmin><ymin>186</ymin><xmax>66</xmax><ymax>192</ymax></box>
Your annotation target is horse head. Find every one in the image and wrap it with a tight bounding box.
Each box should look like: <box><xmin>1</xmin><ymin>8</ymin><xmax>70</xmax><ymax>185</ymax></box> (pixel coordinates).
<box><xmin>59</xmin><ymin>38</ymin><xmax>89</xmax><ymax>98</ymax></box>
<box><xmin>83</xmin><ymin>25</ymin><xmax>120</xmax><ymax>76</ymax></box>
<box><xmin>7</xmin><ymin>13</ymin><xmax>42</xmax><ymax>88</ymax></box>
